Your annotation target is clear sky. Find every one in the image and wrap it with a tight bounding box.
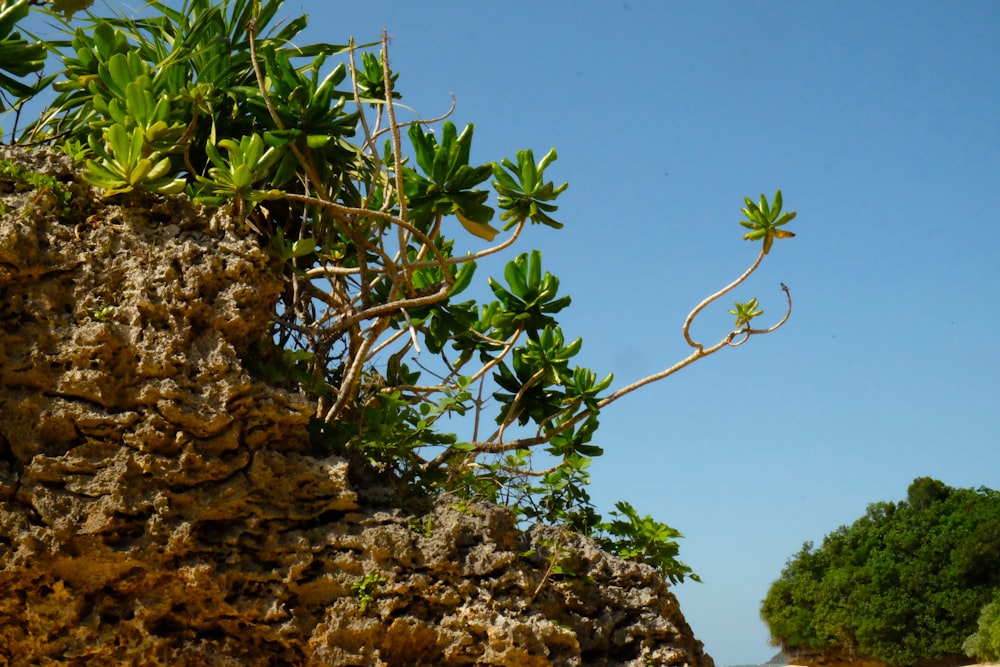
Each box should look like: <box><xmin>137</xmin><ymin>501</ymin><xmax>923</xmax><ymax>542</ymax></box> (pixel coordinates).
<box><xmin>12</xmin><ymin>1</ymin><xmax>1000</xmax><ymax>663</ymax></box>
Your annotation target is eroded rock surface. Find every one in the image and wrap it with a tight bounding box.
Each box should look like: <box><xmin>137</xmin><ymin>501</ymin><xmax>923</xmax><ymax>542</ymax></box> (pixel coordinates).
<box><xmin>0</xmin><ymin>146</ymin><xmax>714</xmax><ymax>666</ymax></box>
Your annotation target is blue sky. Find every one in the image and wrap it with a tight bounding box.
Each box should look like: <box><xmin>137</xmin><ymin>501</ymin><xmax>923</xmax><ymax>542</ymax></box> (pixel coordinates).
<box><xmin>11</xmin><ymin>1</ymin><xmax>1000</xmax><ymax>663</ymax></box>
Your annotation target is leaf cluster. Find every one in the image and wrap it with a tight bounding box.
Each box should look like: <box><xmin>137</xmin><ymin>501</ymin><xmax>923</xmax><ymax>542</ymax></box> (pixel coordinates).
<box><xmin>350</xmin><ymin>572</ymin><xmax>385</xmax><ymax>613</ymax></box>
<box><xmin>0</xmin><ymin>0</ymin><xmax>48</xmax><ymax>113</ymax></box>
<box><xmin>740</xmin><ymin>189</ymin><xmax>795</xmax><ymax>255</ymax></box>
<box><xmin>595</xmin><ymin>501</ymin><xmax>698</xmax><ymax>584</ymax></box>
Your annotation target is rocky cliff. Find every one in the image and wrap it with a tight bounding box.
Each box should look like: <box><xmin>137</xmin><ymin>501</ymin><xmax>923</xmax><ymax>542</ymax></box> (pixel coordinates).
<box><xmin>0</xmin><ymin>146</ymin><xmax>714</xmax><ymax>666</ymax></box>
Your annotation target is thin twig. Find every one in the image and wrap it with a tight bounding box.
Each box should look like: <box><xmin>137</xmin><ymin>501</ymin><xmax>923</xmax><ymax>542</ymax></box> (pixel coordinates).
<box><xmin>369</xmin><ymin>93</ymin><xmax>457</xmax><ymax>143</ymax></box>
<box><xmin>324</xmin><ymin>318</ymin><xmax>391</xmax><ymax>422</ymax></box>
<box><xmin>465</xmin><ymin>272</ymin><xmax>793</xmax><ymax>456</ymax></box>
<box><xmin>347</xmin><ymin>38</ymin><xmax>381</xmax><ymax>211</ymax></box>
<box><xmin>381</xmin><ymin>30</ymin><xmax>412</xmax><ymax>289</ymax></box>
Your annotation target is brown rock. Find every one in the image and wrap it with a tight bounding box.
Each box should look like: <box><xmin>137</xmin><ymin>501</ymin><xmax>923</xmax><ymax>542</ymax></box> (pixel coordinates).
<box><xmin>0</xmin><ymin>146</ymin><xmax>714</xmax><ymax>666</ymax></box>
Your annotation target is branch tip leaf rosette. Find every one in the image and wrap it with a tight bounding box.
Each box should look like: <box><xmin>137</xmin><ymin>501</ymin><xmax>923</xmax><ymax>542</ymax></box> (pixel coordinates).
<box><xmin>739</xmin><ymin>189</ymin><xmax>796</xmax><ymax>254</ymax></box>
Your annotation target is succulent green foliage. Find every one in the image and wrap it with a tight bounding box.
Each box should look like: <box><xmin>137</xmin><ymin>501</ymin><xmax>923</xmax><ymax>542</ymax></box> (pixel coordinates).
<box><xmin>487</xmin><ymin>250</ymin><xmax>571</xmax><ymax>338</ymax></box>
<box><xmin>198</xmin><ymin>133</ymin><xmax>284</xmax><ymax>208</ymax></box>
<box><xmin>0</xmin><ymin>0</ymin><xmax>48</xmax><ymax>110</ymax></box>
<box><xmin>354</xmin><ymin>50</ymin><xmax>399</xmax><ymax>103</ymax></box>
<box><xmin>84</xmin><ymin>123</ymin><xmax>186</xmax><ymax>195</ymax></box>
<box><xmin>728</xmin><ymin>297</ymin><xmax>763</xmax><ymax>328</ymax></box>
<box><xmin>29</xmin><ymin>0</ymin><xmax>362</xmax><ymax>177</ymax></box>
<box><xmin>89</xmin><ymin>53</ymin><xmax>187</xmax><ymax>150</ymax></box>
<box><xmin>493</xmin><ymin>325</ymin><xmax>582</xmax><ymax>426</ymax></box>
<box><xmin>250</xmin><ymin>47</ymin><xmax>364</xmax><ymax>183</ymax></box>
<box><xmin>762</xmin><ymin>478</ymin><xmax>1000</xmax><ymax>666</ymax></box>
<box><xmin>493</xmin><ymin>148</ymin><xmax>568</xmax><ymax>229</ymax></box>
<box><xmin>404</xmin><ymin>121</ymin><xmax>496</xmax><ymax>237</ymax></box>
<box><xmin>739</xmin><ymin>189</ymin><xmax>796</xmax><ymax>254</ymax></box>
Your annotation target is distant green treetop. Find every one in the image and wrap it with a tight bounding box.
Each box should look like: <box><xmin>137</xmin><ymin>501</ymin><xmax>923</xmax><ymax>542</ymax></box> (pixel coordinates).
<box><xmin>761</xmin><ymin>477</ymin><xmax>1000</xmax><ymax>666</ymax></box>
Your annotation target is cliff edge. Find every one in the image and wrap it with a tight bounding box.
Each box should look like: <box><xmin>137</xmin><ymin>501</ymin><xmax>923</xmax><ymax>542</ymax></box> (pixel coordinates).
<box><xmin>0</xmin><ymin>146</ymin><xmax>714</xmax><ymax>666</ymax></box>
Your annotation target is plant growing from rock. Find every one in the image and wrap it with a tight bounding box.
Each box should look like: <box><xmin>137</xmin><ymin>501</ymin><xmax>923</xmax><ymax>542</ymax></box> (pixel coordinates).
<box><xmin>351</xmin><ymin>572</ymin><xmax>386</xmax><ymax>614</ymax></box>
<box><xmin>4</xmin><ymin>0</ymin><xmax>798</xmax><ymax>583</ymax></box>
<box><xmin>86</xmin><ymin>301</ymin><xmax>115</xmax><ymax>322</ymax></box>
<box><xmin>0</xmin><ymin>157</ymin><xmax>74</xmax><ymax>216</ymax></box>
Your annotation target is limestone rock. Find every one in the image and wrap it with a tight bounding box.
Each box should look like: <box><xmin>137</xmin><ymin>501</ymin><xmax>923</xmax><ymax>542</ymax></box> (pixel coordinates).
<box><xmin>0</xmin><ymin>146</ymin><xmax>714</xmax><ymax>667</ymax></box>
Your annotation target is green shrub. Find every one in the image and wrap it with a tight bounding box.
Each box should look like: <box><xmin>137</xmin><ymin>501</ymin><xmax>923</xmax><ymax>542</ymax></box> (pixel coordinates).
<box><xmin>762</xmin><ymin>478</ymin><xmax>1000</xmax><ymax>666</ymax></box>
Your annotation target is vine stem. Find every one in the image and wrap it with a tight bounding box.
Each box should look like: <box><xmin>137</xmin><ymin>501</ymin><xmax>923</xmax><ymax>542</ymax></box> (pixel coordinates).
<box><xmin>467</xmin><ymin>257</ymin><xmax>793</xmax><ymax>456</ymax></box>
<box><xmin>683</xmin><ymin>247</ymin><xmax>766</xmax><ymax>351</ymax></box>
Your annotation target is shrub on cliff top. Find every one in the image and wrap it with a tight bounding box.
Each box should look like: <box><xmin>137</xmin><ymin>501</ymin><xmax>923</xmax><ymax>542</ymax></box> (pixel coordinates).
<box><xmin>1</xmin><ymin>0</ymin><xmax>798</xmax><ymax>583</ymax></box>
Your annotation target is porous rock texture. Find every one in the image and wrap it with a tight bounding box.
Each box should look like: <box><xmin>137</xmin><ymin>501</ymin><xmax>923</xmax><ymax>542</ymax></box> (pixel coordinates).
<box><xmin>0</xmin><ymin>146</ymin><xmax>714</xmax><ymax>666</ymax></box>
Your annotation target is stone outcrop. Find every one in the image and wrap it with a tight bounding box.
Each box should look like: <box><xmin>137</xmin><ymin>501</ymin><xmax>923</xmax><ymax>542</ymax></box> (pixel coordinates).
<box><xmin>0</xmin><ymin>146</ymin><xmax>714</xmax><ymax>666</ymax></box>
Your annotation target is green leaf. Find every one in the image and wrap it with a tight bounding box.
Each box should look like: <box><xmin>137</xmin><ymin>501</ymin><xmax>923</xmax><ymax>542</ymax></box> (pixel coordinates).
<box><xmin>409</xmin><ymin>124</ymin><xmax>435</xmax><ymax>176</ymax></box>
<box><xmin>448</xmin><ymin>262</ymin><xmax>476</xmax><ymax>297</ymax></box>
<box><xmin>527</xmin><ymin>249</ymin><xmax>542</xmax><ymax>290</ymax></box>
<box><xmin>758</xmin><ymin>192</ymin><xmax>771</xmax><ymax>219</ymax></box>
<box><xmin>264</xmin><ymin>129</ymin><xmax>303</xmax><ymax>147</ymax></box>
<box><xmin>306</xmin><ymin>134</ymin><xmax>331</xmax><ymax>148</ymax></box>
<box><xmin>291</xmin><ymin>238</ymin><xmax>317</xmax><ymax>258</ymax></box>
<box><xmin>504</xmin><ymin>259</ymin><xmax>529</xmax><ymax>298</ymax></box>
<box><xmin>455</xmin><ymin>210</ymin><xmax>499</xmax><ymax>241</ymax></box>
<box><xmin>775</xmin><ymin>211</ymin><xmax>797</xmax><ymax>226</ymax></box>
